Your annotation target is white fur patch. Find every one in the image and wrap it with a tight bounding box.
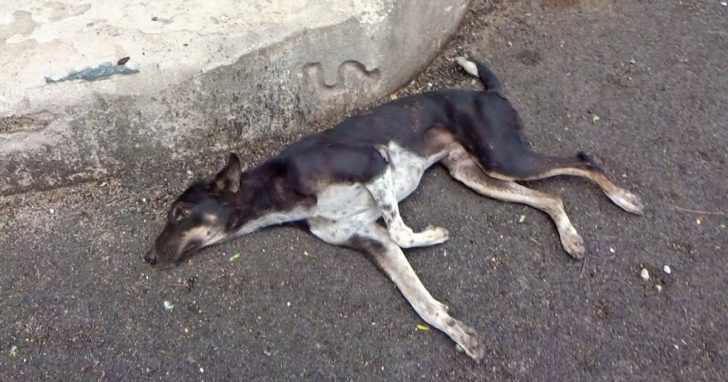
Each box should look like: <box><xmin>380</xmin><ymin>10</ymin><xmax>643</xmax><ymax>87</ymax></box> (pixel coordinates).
<box><xmin>455</xmin><ymin>57</ymin><xmax>479</xmax><ymax>77</ymax></box>
<box><xmin>312</xmin><ymin>141</ymin><xmax>442</xmax><ymax>221</ymax></box>
<box><xmin>234</xmin><ymin>207</ymin><xmax>311</xmax><ymax>237</ymax></box>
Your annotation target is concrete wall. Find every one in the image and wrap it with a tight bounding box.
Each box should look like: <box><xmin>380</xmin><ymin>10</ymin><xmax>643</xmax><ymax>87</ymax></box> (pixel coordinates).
<box><xmin>0</xmin><ymin>0</ymin><xmax>468</xmax><ymax>194</ymax></box>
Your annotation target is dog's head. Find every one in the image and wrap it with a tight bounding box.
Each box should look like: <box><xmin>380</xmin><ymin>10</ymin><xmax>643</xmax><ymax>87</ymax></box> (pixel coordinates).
<box><xmin>145</xmin><ymin>154</ymin><xmax>243</xmax><ymax>265</ymax></box>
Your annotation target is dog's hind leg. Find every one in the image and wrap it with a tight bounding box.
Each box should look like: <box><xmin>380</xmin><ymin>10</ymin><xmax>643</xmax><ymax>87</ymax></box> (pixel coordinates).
<box><xmin>479</xmin><ymin>148</ymin><xmax>644</xmax><ymax>215</ymax></box>
<box><xmin>364</xmin><ymin>159</ymin><xmax>449</xmax><ymax>248</ymax></box>
<box><xmin>443</xmin><ymin>146</ymin><xmax>586</xmax><ymax>258</ymax></box>
<box><xmin>308</xmin><ymin>218</ymin><xmax>485</xmax><ymax>362</ymax></box>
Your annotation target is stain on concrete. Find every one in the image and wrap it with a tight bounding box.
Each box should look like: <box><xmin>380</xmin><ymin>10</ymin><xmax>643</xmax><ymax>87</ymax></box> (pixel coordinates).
<box><xmin>0</xmin><ymin>10</ymin><xmax>36</xmax><ymax>42</ymax></box>
<box><xmin>0</xmin><ymin>111</ymin><xmax>55</xmax><ymax>134</ymax></box>
<box><xmin>515</xmin><ymin>49</ymin><xmax>542</xmax><ymax>66</ymax></box>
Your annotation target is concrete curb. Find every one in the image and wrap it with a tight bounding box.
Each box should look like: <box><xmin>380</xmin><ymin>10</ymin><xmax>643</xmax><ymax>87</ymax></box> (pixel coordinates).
<box><xmin>0</xmin><ymin>0</ymin><xmax>468</xmax><ymax>195</ymax></box>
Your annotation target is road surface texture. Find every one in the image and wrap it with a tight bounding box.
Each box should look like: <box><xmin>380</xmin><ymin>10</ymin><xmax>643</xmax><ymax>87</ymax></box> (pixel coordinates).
<box><xmin>2</xmin><ymin>0</ymin><xmax>727</xmax><ymax>380</ymax></box>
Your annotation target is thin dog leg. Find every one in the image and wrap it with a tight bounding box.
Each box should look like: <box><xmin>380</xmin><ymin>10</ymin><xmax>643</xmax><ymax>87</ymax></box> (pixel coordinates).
<box><xmin>443</xmin><ymin>147</ymin><xmax>586</xmax><ymax>258</ymax></box>
<box><xmin>364</xmin><ymin>161</ymin><xmax>449</xmax><ymax>248</ymax></box>
<box><xmin>482</xmin><ymin>151</ymin><xmax>644</xmax><ymax>215</ymax></box>
<box><xmin>308</xmin><ymin>218</ymin><xmax>485</xmax><ymax>362</ymax></box>
<box><xmin>520</xmin><ymin>157</ymin><xmax>644</xmax><ymax>215</ymax></box>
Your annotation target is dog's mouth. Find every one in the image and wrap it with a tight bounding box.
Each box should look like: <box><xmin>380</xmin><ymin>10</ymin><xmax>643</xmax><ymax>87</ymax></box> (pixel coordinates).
<box><xmin>145</xmin><ymin>239</ymin><xmax>203</xmax><ymax>267</ymax></box>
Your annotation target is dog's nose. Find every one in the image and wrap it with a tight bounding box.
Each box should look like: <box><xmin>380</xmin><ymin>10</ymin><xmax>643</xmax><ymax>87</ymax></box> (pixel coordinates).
<box><xmin>144</xmin><ymin>249</ymin><xmax>158</xmax><ymax>265</ymax></box>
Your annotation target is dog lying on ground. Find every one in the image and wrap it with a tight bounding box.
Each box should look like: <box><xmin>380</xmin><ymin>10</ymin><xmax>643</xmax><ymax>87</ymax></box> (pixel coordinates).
<box><xmin>146</xmin><ymin>57</ymin><xmax>643</xmax><ymax>362</ymax></box>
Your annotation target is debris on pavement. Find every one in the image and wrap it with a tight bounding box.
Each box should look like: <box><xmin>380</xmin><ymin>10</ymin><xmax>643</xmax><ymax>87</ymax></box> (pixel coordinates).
<box><xmin>229</xmin><ymin>252</ymin><xmax>241</xmax><ymax>261</ymax></box>
<box><xmin>163</xmin><ymin>300</ymin><xmax>175</xmax><ymax>311</ymax></box>
<box><xmin>416</xmin><ymin>323</ymin><xmax>430</xmax><ymax>332</ymax></box>
<box><xmin>663</xmin><ymin>265</ymin><xmax>672</xmax><ymax>274</ymax></box>
<box><xmin>45</xmin><ymin>59</ymin><xmax>139</xmax><ymax>83</ymax></box>
<box><xmin>640</xmin><ymin>268</ymin><xmax>650</xmax><ymax>280</ymax></box>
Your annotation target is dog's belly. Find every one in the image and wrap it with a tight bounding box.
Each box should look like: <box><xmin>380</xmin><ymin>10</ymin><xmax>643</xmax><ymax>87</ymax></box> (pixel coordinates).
<box><xmin>313</xmin><ymin>182</ymin><xmax>375</xmax><ymax>220</ymax></box>
<box><xmin>312</xmin><ymin>142</ymin><xmax>444</xmax><ymax>222</ymax></box>
<box><xmin>387</xmin><ymin>141</ymin><xmax>442</xmax><ymax>200</ymax></box>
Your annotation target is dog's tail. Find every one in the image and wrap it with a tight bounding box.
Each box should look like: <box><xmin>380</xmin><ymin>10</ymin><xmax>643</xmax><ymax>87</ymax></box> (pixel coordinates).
<box><xmin>455</xmin><ymin>57</ymin><xmax>502</xmax><ymax>92</ymax></box>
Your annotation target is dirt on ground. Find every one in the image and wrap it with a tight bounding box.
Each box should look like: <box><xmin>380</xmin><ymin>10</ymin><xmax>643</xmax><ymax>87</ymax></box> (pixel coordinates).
<box><xmin>1</xmin><ymin>0</ymin><xmax>727</xmax><ymax>380</ymax></box>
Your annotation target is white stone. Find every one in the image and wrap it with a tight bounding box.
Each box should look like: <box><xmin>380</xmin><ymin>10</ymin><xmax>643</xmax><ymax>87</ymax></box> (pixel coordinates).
<box><xmin>640</xmin><ymin>268</ymin><xmax>649</xmax><ymax>280</ymax></box>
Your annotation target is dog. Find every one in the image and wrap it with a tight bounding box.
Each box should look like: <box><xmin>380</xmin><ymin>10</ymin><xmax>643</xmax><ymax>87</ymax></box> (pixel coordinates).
<box><xmin>146</xmin><ymin>57</ymin><xmax>643</xmax><ymax>362</ymax></box>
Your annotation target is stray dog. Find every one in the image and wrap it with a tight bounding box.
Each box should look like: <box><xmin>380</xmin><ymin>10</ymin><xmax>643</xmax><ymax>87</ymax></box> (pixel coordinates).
<box><xmin>146</xmin><ymin>57</ymin><xmax>643</xmax><ymax>362</ymax></box>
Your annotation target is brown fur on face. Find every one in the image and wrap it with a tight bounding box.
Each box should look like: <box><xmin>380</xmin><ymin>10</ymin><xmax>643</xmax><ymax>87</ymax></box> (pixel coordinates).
<box><xmin>145</xmin><ymin>155</ymin><xmax>242</xmax><ymax>264</ymax></box>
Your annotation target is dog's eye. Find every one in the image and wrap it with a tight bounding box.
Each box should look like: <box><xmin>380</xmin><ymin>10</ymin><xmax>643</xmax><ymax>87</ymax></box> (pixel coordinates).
<box><xmin>172</xmin><ymin>204</ymin><xmax>193</xmax><ymax>221</ymax></box>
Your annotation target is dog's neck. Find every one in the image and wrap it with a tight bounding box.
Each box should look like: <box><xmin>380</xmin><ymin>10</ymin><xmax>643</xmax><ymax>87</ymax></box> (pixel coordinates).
<box><xmin>231</xmin><ymin>161</ymin><xmax>312</xmax><ymax>236</ymax></box>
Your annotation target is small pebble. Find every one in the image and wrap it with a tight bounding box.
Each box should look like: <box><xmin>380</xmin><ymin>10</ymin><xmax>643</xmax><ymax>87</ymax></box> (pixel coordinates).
<box><xmin>199</xmin><ymin>367</ymin><xmax>204</xmax><ymax>373</ymax></box>
<box><xmin>518</xmin><ymin>214</ymin><xmax>526</xmax><ymax>223</ymax></box>
<box><xmin>163</xmin><ymin>300</ymin><xmax>175</xmax><ymax>311</ymax></box>
<box><xmin>49</xmin><ymin>208</ymin><xmax>55</xmax><ymax>214</ymax></box>
<box><xmin>640</xmin><ymin>268</ymin><xmax>650</xmax><ymax>280</ymax></box>
<box><xmin>656</xmin><ymin>285</ymin><xmax>663</xmax><ymax>292</ymax></box>
<box><xmin>663</xmin><ymin>265</ymin><xmax>671</xmax><ymax>274</ymax></box>
<box><xmin>609</xmin><ymin>247</ymin><xmax>615</xmax><ymax>254</ymax></box>
<box><xmin>696</xmin><ymin>218</ymin><xmax>701</xmax><ymax>225</ymax></box>
<box><xmin>592</xmin><ymin>115</ymin><xmax>600</xmax><ymax>123</ymax></box>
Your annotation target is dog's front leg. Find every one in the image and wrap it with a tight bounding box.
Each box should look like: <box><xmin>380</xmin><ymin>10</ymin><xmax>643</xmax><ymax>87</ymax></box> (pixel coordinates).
<box><xmin>364</xmin><ymin>162</ymin><xmax>448</xmax><ymax>248</ymax></box>
<box><xmin>308</xmin><ymin>219</ymin><xmax>485</xmax><ymax>362</ymax></box>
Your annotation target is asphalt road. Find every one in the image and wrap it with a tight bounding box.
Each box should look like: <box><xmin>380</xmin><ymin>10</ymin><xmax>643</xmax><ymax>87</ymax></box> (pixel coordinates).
<box><xmin>2</xmin><ymin>0</ymin><xmax>727</xmax><ymax>380</ymax></box>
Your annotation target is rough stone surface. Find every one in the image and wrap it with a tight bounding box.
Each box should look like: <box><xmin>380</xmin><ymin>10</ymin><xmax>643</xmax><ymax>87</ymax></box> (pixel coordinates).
<box><xmin>0</xmin><ymin>0</ymin><xmax>467</xmax><ymax>194</ymax></box>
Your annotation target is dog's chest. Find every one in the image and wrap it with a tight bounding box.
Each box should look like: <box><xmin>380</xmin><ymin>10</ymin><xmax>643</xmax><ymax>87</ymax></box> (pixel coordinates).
<box><xmin>312</xmin><ymin>142</ymin><xmax>431</xmax><ymax>220</ymax></box>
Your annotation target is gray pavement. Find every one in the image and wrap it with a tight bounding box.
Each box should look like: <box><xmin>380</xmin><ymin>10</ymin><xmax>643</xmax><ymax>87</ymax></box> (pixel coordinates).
<box><xmin>1</xmin><ymin>0</ymin><xmax>727</xmax><ymax>380</ymax></box>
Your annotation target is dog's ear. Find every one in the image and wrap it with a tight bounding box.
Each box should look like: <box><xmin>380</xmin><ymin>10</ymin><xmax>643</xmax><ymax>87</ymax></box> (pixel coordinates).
<box><xmin>214</xmin><ymin>153</ymin><xmax>241</xmax><ymax>193</ymax></box>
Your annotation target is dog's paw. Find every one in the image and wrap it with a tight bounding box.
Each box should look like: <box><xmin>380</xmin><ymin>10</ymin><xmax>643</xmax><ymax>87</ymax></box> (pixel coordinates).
<box><xmin>456</xmin><ymin>324</ymin><xmax>486</xmax><ymax>363</ymax></box>
<box><xmin>609</xmin><ymin>189</ymin><xmax>645</xmax><ymax>215</ymax></box>
<box><xmin>561</xmin><ymin>227</ymin><xmax>585</xmax><ymax>259</ymax></box>
<box><xmin>423</xmin><ymin>225</ymin><xmax>449</xmax><ymax>244</ymax></box>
